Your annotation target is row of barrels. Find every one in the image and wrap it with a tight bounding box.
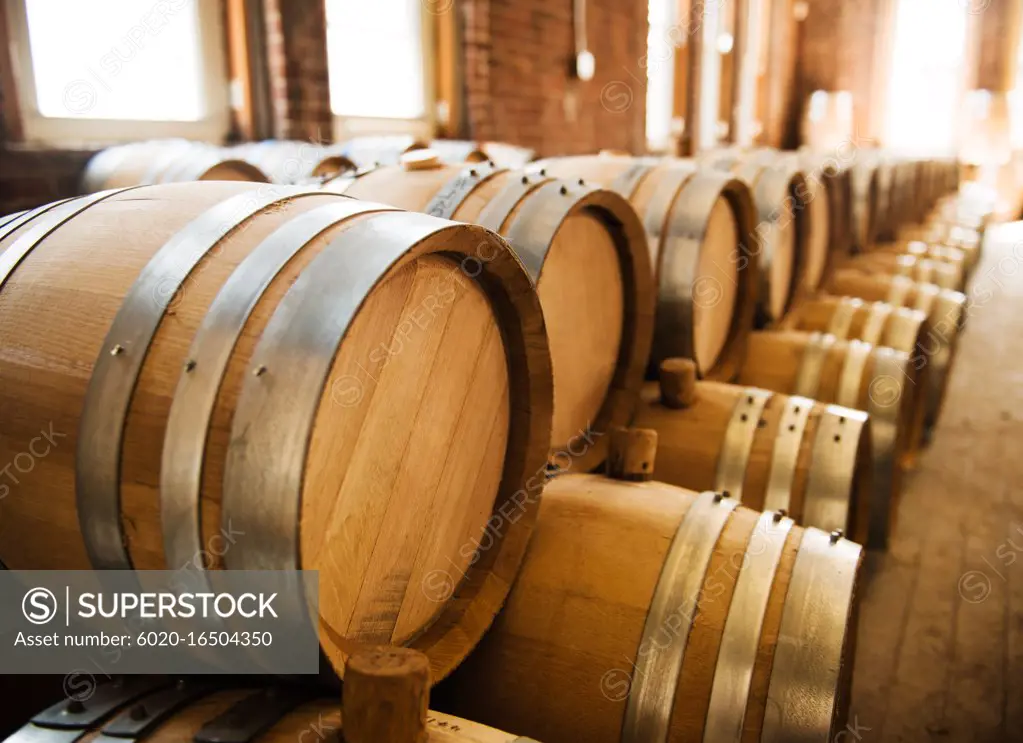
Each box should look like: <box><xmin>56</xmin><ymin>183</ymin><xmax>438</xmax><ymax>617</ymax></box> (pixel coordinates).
<box><xmin>79</xmin><ymin>136</ymin><xmax>537</xmax><ymax>193</ymax></box>
<box><xmin>0</xmin><ymin>178</ymin><xmax>862</xmax><ymax>742</ymax></box>
<box><xmin>0</xmin><ymin>146</ymin><xmax>973</xmax><ymax>741</ymax></box>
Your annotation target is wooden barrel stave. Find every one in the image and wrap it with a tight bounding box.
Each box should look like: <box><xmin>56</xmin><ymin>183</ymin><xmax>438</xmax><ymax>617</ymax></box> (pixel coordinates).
<box><xmin>632</xmin><ymin>372</ymin><xmax>873</xmax><ymax>543</ymax></box>
<box><xmin>739</xmin><ymin>330</ymin><xmax>923</xmax><ymax>548</ymax></box>
<box><xmin>326</xmin><ymin>157</ymin><xmax>655</xmax><ymax>472</ymax></box>
<box><xmin>782</xmin><ymin>295</ymin><xmax>933</xmax><ymax>458</ymax></box>
<box><xmin>81</xmin><ymin>141</ymin><xmax>268</xmax><ymax>192</ymax></box>
<box><xmin>437</xmin><ymin>473</ymin><xmax>862</xmax><ymax>743</ymax></box>
<box><xmin>0</xmin><ymin>183</ymin><xmax>553</xmax><ymax>681</ymax></box>
<box><xmin>532</xmin><ymin>153</ymin><xmax>760</xmax><ymax>381</ymax></box>
<box><xmin>701</xmin><ymin>152</ymin><xmax>809</xmax><ymax>325</ymax></box>
<box><xmin>840</xmin><ymin>249</ymin><xmax>963</xmax><ymax>291</ymax></box>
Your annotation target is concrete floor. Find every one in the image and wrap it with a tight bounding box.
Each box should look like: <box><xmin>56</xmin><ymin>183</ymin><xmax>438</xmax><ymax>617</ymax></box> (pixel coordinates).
<box><xmin>849</xmin><ymin>222</ymin><xmax>1023</xmax><ymax>742</ymax></box>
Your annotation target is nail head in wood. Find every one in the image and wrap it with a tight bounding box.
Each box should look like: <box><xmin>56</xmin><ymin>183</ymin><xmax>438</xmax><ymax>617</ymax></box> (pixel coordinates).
<box><xmin>343</xmin><ymin>646</ymin><xmax>430</xmax><ymax>743</ymax></box>
<box><xmin>606</xmin><ymin>426</ymin><xmax>658</xmax><ymax>482</ymax></box>
<box><xmin>659</xmin><ymin>357</ymin><xmax>699</xmax><ymax>409</ymax></box>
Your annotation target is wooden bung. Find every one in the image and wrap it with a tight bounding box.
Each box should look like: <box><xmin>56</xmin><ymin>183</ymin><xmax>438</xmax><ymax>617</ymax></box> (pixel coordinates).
<box><xmin>5</xmin><ymin>680</ymin><xmax>533</xmax><ymax>742</ymax></box>
<box><xmin>324</xmin><ymin>157</ymin><xmax>655</xmax><ymax>471</ymax></box>
<box><xmin>533</xmin><ymin>154</ymin><xmax>759</xmax><ymax>381</ymax></box>
<box><xmin>344</xmin><ymin>647</ymin><xmax>430</xmax><ymax>743</ymax></box>
<box><xmin>606</xmin><ymin>426</ymin><xmax>658</xmax><ymax>481</ymax></box>
<box><xmin>438</xmin><ymin>473</ymin><xmax>863</xmax><ymax>743</ymax></box>
<box><xmin>659</xmin><ymin>357</ymin><xmax>699</xmax><ymax>408</ymax></box>
<box><xmin>0</xmin><ymin>183</ymin><xmax>553</xmax><ymax>681</ymax></box>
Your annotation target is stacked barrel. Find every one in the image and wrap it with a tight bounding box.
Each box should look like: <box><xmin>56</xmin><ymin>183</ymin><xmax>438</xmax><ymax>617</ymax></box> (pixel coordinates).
<box><xmin>0</xmin><ymin>141</ymin><xmax>977</xmax><ymax>743</ymax></box>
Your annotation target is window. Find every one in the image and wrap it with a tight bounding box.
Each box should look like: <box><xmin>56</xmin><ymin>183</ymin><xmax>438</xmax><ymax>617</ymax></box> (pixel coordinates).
<box><xmin>325</xmin><ymin>0</ymin><xmax>434</xmax><ymax>140</ymax></box>
<box><xmin>7</xmin><ymin>0</ymin><xmax>230</xmax><ymax>143</ymax></box>
<box><xmin>645</xmin><ymin>0</ymin><xmax>677</xmax><ymax>151</ymax></box>
<box><xmin>884</xmin><ymin>0</ymin><xmax>968</xmax><ymax>154</ymax></box>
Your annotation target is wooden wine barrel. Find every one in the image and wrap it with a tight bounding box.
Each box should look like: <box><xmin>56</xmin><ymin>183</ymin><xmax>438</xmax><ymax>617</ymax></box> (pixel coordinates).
<box><xmin>752</xmin><ymin>149</ymin><xmax>842</xmax><ymax>293</ymax></box>
<box><xmin>531</xmin><ymin>153</ymin><xmax>760</xmax><ymax>380</ymax></box>
<box><xmin>844</xmin><ymin>250</ymin><xmax>964</xmax><ymax>291</ymax></box>
<box><xmin>437</xmin><ymin>469</ymin><xmax>862</xmax><ymax>743</ymax></box>
<box><xmin>738</xmin><ymin>330</ymin><xmax>924</xmax><ymax>548</ymax></box>
<box><xmin>700</xmin><ymin>152</ymin><xmax>809</xmax><ymax>324</ymax></box>
<box><xmin>872</xmin><ymin>158</ymin><xmax>896</xmax><ymax>241</ymax></box>
<box><xmin>632</xmin><ymin>359</ymin><xmax>873</xmax><ymax>541</ymax></box>
<box><xmin>944</xmin><ymin>223</ymin><xmax>984</xmax><ymax>273</ymax></box>
<box><xmin>324</xmin><ymin>153</ymin><xmax>655</xmax><ymax>470</ymax></box>
<box><xmin>850</xmin><ymin>160</ymin><xmax>880</xmax><ymax>252</ymax></box>
<box><xmin>873</xmin><ymin>240</ymin><xmax>968</xmax><ymax>285</ymax></box>
<box><xmin>825</xmin><ymin>271</ymin><xmax>965</xmax><ymax>432</ymax></box>
<box><xmin>430</xmin><ymin>140</ymin><xmax>536</xmax><ymax>168</ymax></box>
<box><xmin>232</xmin><ymin>140</ymin><xmax>356</xmax><ymax>183</ymax></box>
<box><xmin>338</xmin><ymin>135</ymin><xmax>430</xmax><ymax>168</ymax></box>
<box><xmin>0</xmin><ymin>183</ymin><xmax>553</xmax><ymax>681</ymax></box>
<box><xmin>5</xmin><ymin>675</ymin><xmax>534</xmax><ymax>743</ymax></box>
<box><xmin>81</xmin><ymin>140</ymin><xmax>268</xmax><ymax>193</ymax></box>
<box><xmin>782</xmin><ymin>296</ymin><xmax>933</xmax><ymax>452</ymax></box>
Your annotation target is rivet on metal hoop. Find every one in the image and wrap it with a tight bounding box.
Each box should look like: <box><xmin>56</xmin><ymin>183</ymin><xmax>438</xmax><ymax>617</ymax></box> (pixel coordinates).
<box><xmin>830</xmin><ymin>529</ymin><xmax>843</xmax><ymax>544</ymax></box>
<box><xmin>184</xmin><ymin>359</ymin><xmax>197</xmax><ymax>373</ymax></box>
<box><xmin>539</xmin><ymin>168</ymin><xmax>547</xmax><ymax>176</ymax></box>
<box><xmin>469</xmin><ymin>169</ymin><xmax>478</xmax><ymax>177</ymax></box>
<box><xmin>521</xmin><ymin>175</ymin><xmax>529</xmax><ymax>185</ymax></box>
<box><xmin>253</xmin><ymin>365</ymin><xmax>268</xmax><ymax>377</ymax></box>
<box><xmin>110</xmin><ymin>344</ymin><xmax>125</xmax><ymax>356</ymax></box>
<box><xmin>559</xmin><ymin>185</ymin><xmax>569</xmax><ymax>195</ymax></box>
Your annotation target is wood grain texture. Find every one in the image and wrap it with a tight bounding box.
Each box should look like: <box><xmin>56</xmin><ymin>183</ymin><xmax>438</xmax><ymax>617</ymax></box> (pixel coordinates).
<box><xmin>333</xmin><ymin>161</ymin><xmax>653</xmax><ymax>469</ymax></box>
<box><xmin>633</xmin><ymin>379</ymin><xmax>873</xmax><ymax>541</ymax></box>
<box><xmin>535</xmin><ymin>154</ymin><xmax>755</xmax><ymax>380</ymax></box>
<box><xmin>344</xmin><ymin>647</ymin><xmax>430</xmax><ymax>743</ymax></box>
<box><xmin>0</xmin><ymin>182</ymin><xmax>553</xmax><ymax>683</ymax></box>
<box><xmin>434</xmin><ymin>473</ymin><xmax>860</xmax><ymax>743</ymax></box>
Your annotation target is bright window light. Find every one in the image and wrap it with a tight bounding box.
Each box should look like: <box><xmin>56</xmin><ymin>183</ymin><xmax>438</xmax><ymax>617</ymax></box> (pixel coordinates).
<box><xmin>23</xmin><ymin>0</ymin><xmax>206</xmax><ymax>121</ymax></box>
<box><xmin>325</xmin><ymin>0</ymin><xmax>426</xmax><ymax>120</ymax></box>
<box><xmin>646</xmin><ymin>0</ymin><xmax>676</xmax><ymax>149</ymax></box>
<box><xmin>884</xmin><ymin>0</ymin><xmax>967</xmax><ymax>154</ymax></box>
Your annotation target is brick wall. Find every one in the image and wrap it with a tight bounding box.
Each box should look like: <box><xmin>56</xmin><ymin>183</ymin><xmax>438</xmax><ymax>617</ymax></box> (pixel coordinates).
<box><xmin>462</xmin><ymin>0</ymin><xmax>647</xmax><ymax>156</ymax></box>
<box><xmin>263</xmin><ymin>0</ymin><xmax>332</xmax><ymax>142</ymax></box>
<box><xmin>799</xmin><ymin>0</ymin><xmax>886</xmax><ymax>143</ymax></box>
<box><xmin>974</xmin><ymin>0</ymin><xmax>1023</xmax><ymax>92</ymax></box>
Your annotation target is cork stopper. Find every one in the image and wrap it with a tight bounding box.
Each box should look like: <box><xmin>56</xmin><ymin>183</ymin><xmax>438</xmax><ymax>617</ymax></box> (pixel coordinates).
<box><xmin>343</xmin><ymin>647</ymin><xmax>430</xmax><ymax>743</ymax></box>
<box><xmin>659</xmin><ymin>358</ymin><xmax>699</xmax><ymax>409</ymax></box>
<box><xmin>606</xmin><ymin>426</ymin><xmax>658</xmax><ymax>481</ymax></box>
<box><xmin>401</xmin><ymin>149</ymin><xmax>443</xmax><ymax>171</ymax></box>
